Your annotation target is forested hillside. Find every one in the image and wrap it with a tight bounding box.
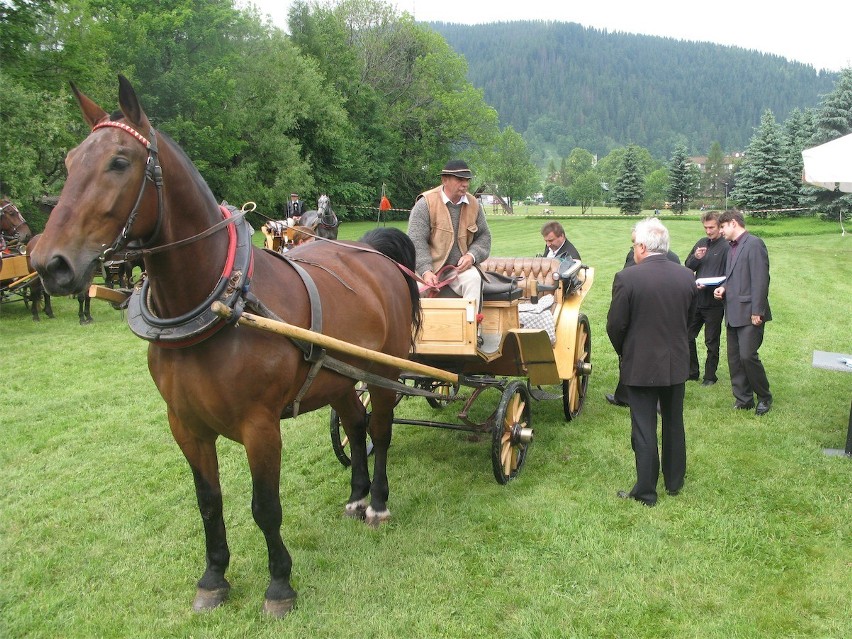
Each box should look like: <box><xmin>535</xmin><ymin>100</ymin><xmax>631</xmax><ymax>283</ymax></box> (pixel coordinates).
<box><xmin>430</xmin><ymin>21</ymin><xmax>838</xmax><ymax>162</ymax></box>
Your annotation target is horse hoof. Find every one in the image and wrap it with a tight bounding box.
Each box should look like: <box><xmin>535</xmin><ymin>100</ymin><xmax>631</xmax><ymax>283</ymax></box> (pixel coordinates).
<box><xmin>365</xmin><ymin>506</ymin><xmax>391</xmax><ymax>528</ymax></box>
<box><xmin>192</xmin><ymin>586</ymin><xmax>229</xmax><ymax>612</ymax></box>
<box><xmin>344</xmin><ymin>499</ymin><xmax>368</xmax><ymax>520</ymax></box>
<box><xmin>263</xmin><ymin>596</ymin><xmax>296</xmax><ymax>617</ymax></box>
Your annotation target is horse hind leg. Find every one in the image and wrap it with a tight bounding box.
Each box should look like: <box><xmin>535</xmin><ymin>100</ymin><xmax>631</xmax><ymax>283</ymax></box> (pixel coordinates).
<box><xmin>362</xmin><ymin>386</ymin><xmax>395</xmax><ymax>527</ymax></box>
<box><xmin>330</xmin><ymin>391</ymin><xmax>373</xmax><ymax>521</ymax></box>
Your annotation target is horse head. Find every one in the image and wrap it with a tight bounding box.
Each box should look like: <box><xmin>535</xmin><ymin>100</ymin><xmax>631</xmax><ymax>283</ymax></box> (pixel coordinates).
<box><xmin>0</xmin><ymin>199</ymin><xmax>33</xmax><ymax>246</ymax></box>
<box><xmin>30</xmin><ymin>75</ymin><xmax>167</xmax><ymax>296</ymax></box>
<box><xmin>301</xmin><ymin>194</ymin><xmax>338</xmax><ymax>240</ymax></box>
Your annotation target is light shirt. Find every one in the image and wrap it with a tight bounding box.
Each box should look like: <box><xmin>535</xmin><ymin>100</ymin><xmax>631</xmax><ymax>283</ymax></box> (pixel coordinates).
<box><xmin>440</xmin><ymin>190</ymin><xmax>470</xmax><ymax>206</ymax></box>
<box><xmin>546</xmin><ymin>241</ymin><xmax>565</xmax><ymax>258</ymax></box>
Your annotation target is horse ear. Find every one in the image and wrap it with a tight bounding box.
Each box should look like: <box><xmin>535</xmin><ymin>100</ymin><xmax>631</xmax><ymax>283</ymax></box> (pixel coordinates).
<box><xmin>70</xmin><ymin>81</ymin><xmax>109</xmax><ymax>129</ymax></box>
<box><xmin>117</xmin><ymin>74</ymin><xmax>150</xmax><ymax>130</ymax></box>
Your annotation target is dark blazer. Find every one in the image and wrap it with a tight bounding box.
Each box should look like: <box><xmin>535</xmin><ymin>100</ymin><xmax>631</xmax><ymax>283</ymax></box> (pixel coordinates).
<box><xmin>607</xmin><ymin>254</ymin><xmax>696</xmax><ymax>386</ymax></box>
<box><xmin>287</xmin><ymin>199</ymin><xmax>305</xmax><ymax>218</ymax></box>
<box><xmin>723</xmin><ymin>232</ymin><xmax>771</xmax><ymax>327</ymax></box>
<box><xmin>543</xmin><ymin>239</ymin><xmax>581</xmax><ymax>260</ymax></box>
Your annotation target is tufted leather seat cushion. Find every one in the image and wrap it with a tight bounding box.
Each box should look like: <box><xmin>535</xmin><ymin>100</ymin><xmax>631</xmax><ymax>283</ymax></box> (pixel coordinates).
<box><xmin>480</xmin><ymin>257</ymin><xmax>563</xmax><ymax>302</ymax></box>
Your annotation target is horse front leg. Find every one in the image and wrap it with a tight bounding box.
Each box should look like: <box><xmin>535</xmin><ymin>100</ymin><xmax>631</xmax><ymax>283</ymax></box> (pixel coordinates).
<box><xmin>169</xmin><ymin>416</ymin><xmax>231</xmax><ymax>612</ymax></box>
<box><xmin>331</xmin><ymin>392</ymin><xmax>372</xmax><ymax>520</ymax></box>
<box><xmin>363</xmin><ymin>386</ymin><xmax>395</xmax><ymax>528</ymax></box>
<box><xmin>78</xmin><ymin>292</ymin><xmax>93</xmax><ymax>324</ymax></box>
<box><xmin>243</xmin><ymin>423</ymin><xmax>297</xmax><ymax>617</ymax></box>
<box><xmin>43</xmin><ymin>290</ymin><xmax>54</xmax><ymax>318</ymax></box>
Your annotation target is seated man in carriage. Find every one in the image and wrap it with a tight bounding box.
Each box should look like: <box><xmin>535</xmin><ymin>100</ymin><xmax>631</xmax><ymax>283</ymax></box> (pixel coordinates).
<box><xmin>407</xmin><ymin>160</ymin><xmax>491</xmax><ymax>311</ymax></box>
<box><xmin>286</xmin><ymin>192</ymin><xmax>305</xmax><ymax>222</ymax></box>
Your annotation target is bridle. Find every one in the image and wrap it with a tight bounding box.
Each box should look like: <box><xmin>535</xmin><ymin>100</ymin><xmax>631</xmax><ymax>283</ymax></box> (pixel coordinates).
<box><xmin>0</xmin><ymin>200</ymin><xmax>28</xmax><ymax>237</ymax></box>
<box><xmin>91</xmin><ymin>120</ymin><xmax>165</xmax><ymax>260</ymax></box>
<box><xmin>317</xmin><ymin>195</ymin><xmax>338</xmax><ymax>229</ymax></box>
<box><xmin>89</xmin><ymin>120</ymin><xmax>245</xmax><ymax>261</ymax></box>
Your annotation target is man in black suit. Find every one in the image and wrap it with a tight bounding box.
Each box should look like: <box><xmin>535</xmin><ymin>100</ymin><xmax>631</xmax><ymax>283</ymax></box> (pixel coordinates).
<box><xmin>541</xmin><ymin>221</ymin><xmax>581</xmax><ymax>260</ymax></box>
<box><xmin>605</xmin><ymin>232</ymin><xmax>682</xmax><ymax>407</ymax></box>
<box><xmin>286</xmin><ymin>193</ymin><xmax>305</xmax><ymax>220</ymax></box>
<box><xmin>684</xmin><ymin>211</ymin><xmax>729</xmax><ymax>386</ymax></box>
<box><xmin>607</xmin><ymin>218</ymin><xmax>696</xmax><ymax>506</ymax></box>
<box><xmin>714</xmin><ymin>209</ymin><xmax>773</xmax><ymax>415</ymax></box>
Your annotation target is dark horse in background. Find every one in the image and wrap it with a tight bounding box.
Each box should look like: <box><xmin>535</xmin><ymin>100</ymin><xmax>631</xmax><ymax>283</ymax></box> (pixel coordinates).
<box><xmin>26</xmin><ymin>235</ymin><xmax>93</xmax><ymax>324</ymax></box>
<box><xmin>300</xmin><ymin>194</ymin><xmax>339</xmax><ymax>239</ymax></box>
<box><xmin>31</xmin><ymin>76</ymin><xmax>421</xmax><ymax>617</ymax></box>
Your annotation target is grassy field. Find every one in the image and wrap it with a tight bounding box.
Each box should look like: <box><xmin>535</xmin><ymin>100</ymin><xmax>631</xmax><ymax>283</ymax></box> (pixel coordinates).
<box><xmin>1</xmin><ymin>214</ymin><xmax>850</xmax><ymax>638</ymax></box>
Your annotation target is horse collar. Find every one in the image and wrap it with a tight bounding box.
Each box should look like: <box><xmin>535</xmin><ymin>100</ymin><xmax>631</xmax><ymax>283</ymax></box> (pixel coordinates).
<box><xmin>126</xmin><ymin>204</ymin><xmax>254</xmax><ymax>348</ymax></box>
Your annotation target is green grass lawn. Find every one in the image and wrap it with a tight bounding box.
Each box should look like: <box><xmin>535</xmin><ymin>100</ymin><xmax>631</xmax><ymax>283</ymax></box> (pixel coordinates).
<box><xmin>1</xmin><ymin>214</ymin><xmax>850</xmax><ymax>638</ymax></box>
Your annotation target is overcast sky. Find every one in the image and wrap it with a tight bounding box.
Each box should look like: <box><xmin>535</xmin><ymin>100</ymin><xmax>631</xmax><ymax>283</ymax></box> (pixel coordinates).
<box><xmin>241</xmin><ymin>0</ymin><xmax>851</xmax><ymax>73</ymax></box>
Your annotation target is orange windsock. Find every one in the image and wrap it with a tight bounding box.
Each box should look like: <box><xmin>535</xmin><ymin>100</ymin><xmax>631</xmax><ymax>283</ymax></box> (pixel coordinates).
<box><xmin>379</xmin><ymin>195</ymin><xmax>392</xmax><ymax>211</ymax></box>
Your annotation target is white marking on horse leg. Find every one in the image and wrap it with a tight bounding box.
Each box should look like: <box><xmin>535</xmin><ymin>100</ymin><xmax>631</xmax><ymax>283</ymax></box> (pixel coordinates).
<box><xmin>365</xmin><ymin>505</ymin><xmax>391</xmax><ymax>528</ymax></box>
<box><xmin>344</xmin><ymin>498</ymin><xmax>368</xmax><ymax>519</ymax></box>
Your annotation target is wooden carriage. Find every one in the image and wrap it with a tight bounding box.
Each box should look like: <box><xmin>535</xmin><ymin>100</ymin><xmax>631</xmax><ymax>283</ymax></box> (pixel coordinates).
<box><xmin>330</xmin><ymin>257</ymin><xmax>595</xmax><ymax>484</ymax></box>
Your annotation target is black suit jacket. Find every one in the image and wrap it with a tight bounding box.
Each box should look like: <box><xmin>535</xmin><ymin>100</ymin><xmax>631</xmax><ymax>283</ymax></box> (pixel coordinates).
<box><xmin>543</xmin><ymin>239</ymin><xmax>581</xmax><ymax>260</ymax></box>
<box><xmin>607</xmin><ymin>254</ymin><xmax>696</xmax><ymax>386</ymax></box>
<box><xmin>723</xmin><ymin>232</ymin><xmax>771</xmax><ymax>327</ymax></box>
<box><xmin>287</xmin><ymin>200</ymin><xmax>305</xmax><ymax>218</ymax></box>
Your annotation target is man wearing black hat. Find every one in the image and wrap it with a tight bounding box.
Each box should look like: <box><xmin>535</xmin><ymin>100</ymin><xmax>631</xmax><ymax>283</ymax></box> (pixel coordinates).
<box><xmin>407</xmin><ymin>160</ymin><xmax>492</xmax><ymax>310</ymax></box>
<box><xmin>286</xmin><ymin>193</ymin><xmax>305</xmax><ymax>221</ymax></box>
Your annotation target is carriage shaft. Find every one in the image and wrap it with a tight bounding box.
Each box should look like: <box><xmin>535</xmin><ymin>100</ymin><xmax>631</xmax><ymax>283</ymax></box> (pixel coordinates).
<box><xmin>211</xmin><ymin>301</ymin><xmax>459</xmax><ymax>384</ymax></box>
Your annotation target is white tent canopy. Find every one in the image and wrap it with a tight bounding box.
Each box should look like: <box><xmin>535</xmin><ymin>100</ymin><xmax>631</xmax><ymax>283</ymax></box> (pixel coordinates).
<box><xmin>802</xmin><ymin>133</ymin><xmax>852</xmax><ymax>193</ymax></box>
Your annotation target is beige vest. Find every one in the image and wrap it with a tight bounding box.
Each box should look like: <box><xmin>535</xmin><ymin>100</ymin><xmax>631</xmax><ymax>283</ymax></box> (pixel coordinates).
<box><xmin>418</xmin><ymin>186</ymin><xmax>479</xmax><ymax>273</ymax></box>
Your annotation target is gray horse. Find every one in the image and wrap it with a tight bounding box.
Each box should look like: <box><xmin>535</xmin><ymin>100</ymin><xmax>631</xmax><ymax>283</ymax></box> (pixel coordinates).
<box><xmin>300</xmin><ymin>194</ymin><xmax>339</xmax><ymax>240</ymax></box>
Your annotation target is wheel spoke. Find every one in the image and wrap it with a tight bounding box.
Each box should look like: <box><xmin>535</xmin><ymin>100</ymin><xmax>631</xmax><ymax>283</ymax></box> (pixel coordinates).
<box><xmin>511</xmin><ymin>396</ymin><xmax>525</xmax><ymax>423</ymax></box>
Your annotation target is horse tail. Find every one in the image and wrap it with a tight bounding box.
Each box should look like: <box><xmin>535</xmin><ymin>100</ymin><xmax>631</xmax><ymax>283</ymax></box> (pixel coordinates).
<box><xmin>359</xmin><ymin>227</ymin><xmax>422</xmax><ymax>342</ymax></box>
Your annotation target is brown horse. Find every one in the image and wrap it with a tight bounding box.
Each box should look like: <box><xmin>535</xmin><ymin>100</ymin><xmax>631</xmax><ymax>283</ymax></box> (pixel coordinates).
<box><xmin>1</xmin><ymin>198</ymin><xmax>33</xmax><ymax>250</ymax></box>
<box><xmin>31</xmin><ymin>75</ymin><xmax>421</xmax><ymax>616</ymax></box>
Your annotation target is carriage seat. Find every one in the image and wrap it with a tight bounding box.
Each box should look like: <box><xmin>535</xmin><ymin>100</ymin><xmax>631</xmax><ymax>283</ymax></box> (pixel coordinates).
<box><xmin>481</xmin><ymin>270</ymin><xmax>523</xmax><ymax>302</ymax></box>
<box><xmin>480</xmin><ymin>257</ymin><xmax>564</xmax><ymax>304</ymax></box>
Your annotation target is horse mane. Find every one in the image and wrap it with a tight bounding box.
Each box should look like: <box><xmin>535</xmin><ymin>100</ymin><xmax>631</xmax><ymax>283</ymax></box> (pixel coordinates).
<box><xmin>359</xmin><ymin>227</ymin><xmax>422</xmax><ymax>342</ymax></box>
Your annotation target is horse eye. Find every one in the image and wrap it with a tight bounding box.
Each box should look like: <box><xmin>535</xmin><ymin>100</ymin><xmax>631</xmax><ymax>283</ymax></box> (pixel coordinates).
<box><xmin>109</xmin><ymin>156</ymin><xmax>131</xmax><ymax>171</ymax></box>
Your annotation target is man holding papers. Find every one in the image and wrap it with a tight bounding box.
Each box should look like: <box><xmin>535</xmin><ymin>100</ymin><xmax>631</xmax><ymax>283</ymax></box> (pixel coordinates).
<box><xmin>684</xmin><ymin>211</ymin><xmax>729</xmax><ymax>386</ymax></box>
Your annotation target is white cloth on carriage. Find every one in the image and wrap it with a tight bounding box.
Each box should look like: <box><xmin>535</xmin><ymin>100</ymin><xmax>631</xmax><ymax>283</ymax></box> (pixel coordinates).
<box><xmin>518</xmin><ymin>294</ymin><xmax>556</xmax><ymax>345</ymax></box>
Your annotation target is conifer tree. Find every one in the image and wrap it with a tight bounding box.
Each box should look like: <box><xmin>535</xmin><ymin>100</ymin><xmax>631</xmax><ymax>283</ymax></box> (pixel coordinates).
<box><xmin>612</xmin><ymin>145</ymin><xmax>644</xmax><ymax>214</ymax></box>
<box><xmin>782</xmin><ymin>107</ymin><xmax>817</xmax><ymax>215</ymax></box>
<box><xmin>666</xmin><ymin>144</ymin><xmax>693</xmax><ymax>214</ymax></box>
<box><xmin>731</xmin><ymin>110</ymin><xmax>798</xmax><ymax>217</ymax></box>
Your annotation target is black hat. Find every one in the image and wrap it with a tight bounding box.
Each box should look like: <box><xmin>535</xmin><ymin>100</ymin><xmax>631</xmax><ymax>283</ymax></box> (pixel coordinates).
<box><xmin>440</xmin><ymin>160</ymin><xmax>474</xmax><ymax>179</ymax></box>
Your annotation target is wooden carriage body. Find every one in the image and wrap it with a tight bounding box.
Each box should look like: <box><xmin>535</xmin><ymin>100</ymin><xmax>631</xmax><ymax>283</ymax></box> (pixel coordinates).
<box><xmin>412</xmin><ymin>257</ymin><xmax>594</xmax><ymax>386</ymax></box>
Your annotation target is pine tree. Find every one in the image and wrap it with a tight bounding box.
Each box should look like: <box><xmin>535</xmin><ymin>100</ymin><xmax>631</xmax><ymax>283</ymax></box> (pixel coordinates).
<box><xmin>800</xmin><ymin>68</ymin><xmax>852</xmax><ymax>222</ymax></box>
<box><xmin>703</xmin><ymin>142</ymin><xmax>729</xmax><ymax>207</ymax></box>
<box><xmin>731</xmin><ymin>110</ymin><xmax>798</xmax><ymax>217</ymax></box>
<box><xmin>782</xmin><ymin>107</ymin><xmax>817</xmax><ymax>215</ymax></box>
<box><xmin>613</xmin><ymin>145</ymin><xmax>645</xmax><ymax>214</ymax></box>
<box><xmin>666</xmin><ymin>144</ymin><xmax>692</xmax><ymax>214</ymax></box>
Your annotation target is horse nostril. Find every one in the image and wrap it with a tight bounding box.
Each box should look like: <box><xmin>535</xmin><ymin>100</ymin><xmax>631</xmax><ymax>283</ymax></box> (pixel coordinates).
<box><xmin>43</xmin><ymin>254</ymin><xmax>75</xmax><ymax>291</ymax></box>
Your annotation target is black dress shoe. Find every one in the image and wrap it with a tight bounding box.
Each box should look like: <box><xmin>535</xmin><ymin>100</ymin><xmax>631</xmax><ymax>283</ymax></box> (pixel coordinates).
<box><xmin>755</xmin><ymin>400</ymin><xmax>772</xmax><ymax>416</ymax></box>
<box><xmin>701</xmin><ymin>379</ymin><xmax>716</xmax><ymax>386</ymax></box>
<box><xmin>666</xmin><ymin>489</ymin><xmax>680</xmax><ymax>496</ymax></box>
<box><xmin>687</xmin><ymin>375</ymin><xmax>700</xmax><ymax>381</ymax></box>
<box><xmin>606</xmin><ymin>393</ymin><xmax>628</xmax><ymax>407</ymax></box>
<box><xmin>734</xmin><ymin>400</ymin><xmax>755</xmax><ymax>410</ymax></box>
